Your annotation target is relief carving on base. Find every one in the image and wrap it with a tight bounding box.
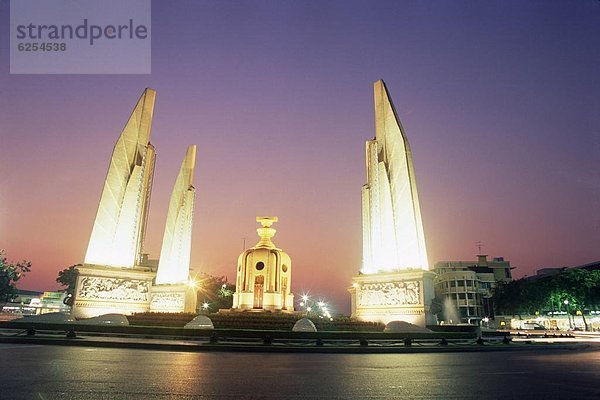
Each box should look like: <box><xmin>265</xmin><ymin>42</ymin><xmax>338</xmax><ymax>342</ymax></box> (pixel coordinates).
<box><xmin>357</xmin><ymin>280</ymin><xmax>420</xmax><ymax>307</ymax></box>
<box><xmin>77</xmin><ymin>277</ymin><xmax>149</xmax><ymax>302</ymax></box>
<box><xmin>150</xmin><ymin>292</ymin><xmax>185</xmax><ymax>309</ymax></box>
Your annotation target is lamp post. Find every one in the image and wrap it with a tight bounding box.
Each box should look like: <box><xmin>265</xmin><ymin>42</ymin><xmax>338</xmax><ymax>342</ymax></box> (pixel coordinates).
<box><xmin>564</xmin><ymin>300</ymin><xmax>572</xmax><ymax>330</ymax></box>
<box><xmin>482</xmin><ymin>317</ymin><xmax>489</xmax><ymax>329</ymax></box>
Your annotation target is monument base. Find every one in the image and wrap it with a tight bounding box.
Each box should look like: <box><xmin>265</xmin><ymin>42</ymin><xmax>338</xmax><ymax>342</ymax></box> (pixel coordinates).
<box><xmin>149</xmin><ymin>284</ymin><xmax>197</xmax><ymax>313</ymax></box>
<box><xmin>232</xmin><ymin>291</ymin><xmax>295</xmax><ymax>312</ymax></box>
<box><xmin>72</xmin><ymin>264</ymin><xmax>155</xmax><ymax>319</ymax></box>
<box><xmin>349</xmin><ymin>269</ymin><xmax>436</xmax><ymax>328</ymax></box>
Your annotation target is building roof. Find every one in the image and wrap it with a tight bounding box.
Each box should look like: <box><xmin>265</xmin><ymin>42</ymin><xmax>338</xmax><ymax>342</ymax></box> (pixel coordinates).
<box><xmin>574</xmin><ymin>260</ymin><xmax>600</xmax><ymax>271</ymax></box>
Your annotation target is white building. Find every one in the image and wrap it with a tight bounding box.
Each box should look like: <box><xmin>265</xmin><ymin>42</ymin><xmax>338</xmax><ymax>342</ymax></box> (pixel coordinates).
<box><xmin>434</xmin><ymin>255</ymin><xmax>513</xmax><ymax>324</ymax></box>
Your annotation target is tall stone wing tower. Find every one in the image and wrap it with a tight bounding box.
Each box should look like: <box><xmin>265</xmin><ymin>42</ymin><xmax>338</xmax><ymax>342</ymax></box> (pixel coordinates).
<box><xmin>84</xmin><ymin>88</ymin><xmax>156</xmax><ymax>268</ymax></box>
<box><xmin>361</xmin><ymin>80</ymin><xmax>429</xmax><ymax>273</ymax></box>
<box><xmin>74</xmin><ymin>89</ymin><xmax>158</xmax><ymax>319</ymax></box>
<box><xmin>351</xmin><ymin>80</ymin><xmax>435</xmax><ymax>328</ymax></box>
<box><xmin>155</xmin><ymin>145</ymin><xmax>197</xmax><ymax>285</ymax></box>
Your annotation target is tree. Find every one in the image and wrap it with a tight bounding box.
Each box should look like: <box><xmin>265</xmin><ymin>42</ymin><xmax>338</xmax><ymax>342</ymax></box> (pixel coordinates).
<box><xmin>194</xmin><ymin>273</ymin><xmax>235</xmax><ymax>312</ymax></box>
<box><xmin>0</xmin><ymin>250</ymin><xmax>32</xmax><ymax>303</ymax></box>
<box><xmin>494</xmin><ymin>279</ymin><xmax>527</xmax><ymax>316</ymax></box>
<box><xmin>493</xmin><ymin>269</ymin><xmax>600</xmax><ymax>331</ymax></box>
<box><xmin>494</xmin><ymin>277</ymin><xmax>553</xmax><ymax>316</ymax></box>
<box><xmin>550</xmin><ymin>268</ymin><xmax>600</xmax><ymax>330</ymax></box>
<box><xmin>56</xmin><ymin>265</ymin><xmax>79</xmax><ymax>306</ymax></box>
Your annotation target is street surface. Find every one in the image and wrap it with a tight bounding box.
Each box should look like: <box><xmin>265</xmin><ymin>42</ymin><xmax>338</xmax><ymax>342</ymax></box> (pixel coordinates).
<box><xmin>1</xmin><ymin>343</ymin><xmax>599</xmax><ymax>399</ymax></box>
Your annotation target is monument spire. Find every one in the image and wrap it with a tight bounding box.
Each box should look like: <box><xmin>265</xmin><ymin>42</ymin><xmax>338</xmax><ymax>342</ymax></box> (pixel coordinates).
<box><xmin>84</xmin><ymin>88</ymin><xmax>156</xmax><ymax>268</ymax></box>
<box><xmin>155</xmin><ymin>145</ymin><xmax>197</xmax><ymax>285</ymax></box>
<box><xmin>255</xmin><ymin>216</ymin><xmax>278</xmax><ymax>248</ymax></box>
<box><xmin>362</xmin><ymin>80</ymin><xmax>429</xmax><ymax>272</ymax></box>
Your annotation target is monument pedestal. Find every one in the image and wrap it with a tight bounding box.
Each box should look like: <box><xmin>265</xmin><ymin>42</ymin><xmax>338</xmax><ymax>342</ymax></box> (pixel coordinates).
<box><xmin>150</xmin><ymin>284</ymin><xmax>197</xmax><ymax>313</ymax></box>
<box><xmin>349</xmin><ymin>269</ymin><xmax>436</xmax><ymax>327</ymax></box>
<box><xmin>232</xmin><ymin>291</ymin><xmax>295</xmax><ymax>312</ymax></box>
<box><xmin>72</xmin><ymin>264</ymin><xmax>155</xmax><ymax>319</ymax></box>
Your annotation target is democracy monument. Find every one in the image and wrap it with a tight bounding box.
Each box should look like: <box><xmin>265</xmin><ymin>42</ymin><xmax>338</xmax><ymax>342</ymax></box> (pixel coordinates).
<box><xmin>71</xmin><ymin>80</ymin><xmax>435</xmax><ymax>328</ymax></box>
<box><xmin>72</xmin><ymin>89</ymin><xmax>197</xmax><ymax>318</ymax></box>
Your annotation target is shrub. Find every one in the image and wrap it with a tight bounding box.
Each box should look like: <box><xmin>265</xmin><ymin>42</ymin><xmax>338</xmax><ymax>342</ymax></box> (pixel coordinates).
<box><xmin>126</xmin><ymin>311</ymin><xmax>384</xmax><ymax>331</ymax></box>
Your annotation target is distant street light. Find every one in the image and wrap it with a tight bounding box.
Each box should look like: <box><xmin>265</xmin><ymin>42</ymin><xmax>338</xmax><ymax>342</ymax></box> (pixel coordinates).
<box><xmin>300</xmin><ymin>294</ymin><xmax>310</xmax><ymax>314</ymax></box>
<box><xmin>564</xmin><ymin>300</ymin><xmax>572</xmax><ymax>330</ymax></box>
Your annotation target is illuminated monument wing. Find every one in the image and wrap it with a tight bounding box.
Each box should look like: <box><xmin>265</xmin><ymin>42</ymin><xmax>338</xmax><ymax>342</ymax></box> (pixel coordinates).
<box><xmin>351</xmin><ymin>80</ymin><xmax>435</xmax><ymax>327</ymax></box>
<box><xmin>73</xmin><ymin>89</ymin><xmax>158</xmax><ymax>319</ymax></box>
<box><xmin>362</xmin><ymin>80</ymin><xmax>428</xmax><ymax>273</ymax></box>
<box><xmin>155</xmin><ymin>145</ymin><xmax>196</xmax><ymax>285</ymax></box>
<box><xmin>73</xmin><ymin>89</ymin><xmax>200</xmax><ymax>318</ymax></box>
<box><xmin>84</xmin><ymin>88</ymin><xmax>156</xmax><ymax>268</ymax></box>
<box><xmin>150</xmin><ymin>145</ymin><xmax>198</xmax><ymax>313</ymax></box>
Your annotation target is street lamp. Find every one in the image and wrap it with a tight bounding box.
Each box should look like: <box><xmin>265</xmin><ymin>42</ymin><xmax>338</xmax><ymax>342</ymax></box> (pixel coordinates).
<box><xmin>300</xmin><ymin>294</ymin><xmax>310</xmax><ymax>314</ymax></box>
<box><xmin>564</xmin><ymin>300</ymin><xmax>572</xmax><ymax>330</ymax></box>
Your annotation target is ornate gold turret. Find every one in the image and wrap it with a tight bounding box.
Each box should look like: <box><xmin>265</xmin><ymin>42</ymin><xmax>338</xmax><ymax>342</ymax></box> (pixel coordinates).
<box><xmin>232</xmin><ymin>216</ymin><xmax>294</xmax><ymax>311</ymax></box>
<box><xmin>255</xmin><ymin>216</ymin><xmax>278</xmax><ymax>248</ymax></box>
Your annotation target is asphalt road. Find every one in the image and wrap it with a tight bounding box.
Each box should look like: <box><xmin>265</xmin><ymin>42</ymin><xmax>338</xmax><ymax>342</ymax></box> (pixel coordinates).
<box><xmin>1</xmin><ymin>343</ymin><xmax>599</xmax><ymax>399</ymax></box>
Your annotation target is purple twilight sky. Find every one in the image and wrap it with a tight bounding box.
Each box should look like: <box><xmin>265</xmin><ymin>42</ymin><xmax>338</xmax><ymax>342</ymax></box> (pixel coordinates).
<box><xmin>0</xmin><ymin>0</ymin><xmax>599</xmax><ymax>313</ymax></box>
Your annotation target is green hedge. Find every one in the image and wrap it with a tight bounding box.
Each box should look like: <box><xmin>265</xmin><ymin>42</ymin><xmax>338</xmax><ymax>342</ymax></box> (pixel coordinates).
<box><xmin>127</xmin><ymin>312</ymin><xmax>196</xmax><ymax>327</ymax></box>
<box><xmin>127</xmin><ymin>312</ymin><xmax>384</xmax><ymax>332</ymax></box>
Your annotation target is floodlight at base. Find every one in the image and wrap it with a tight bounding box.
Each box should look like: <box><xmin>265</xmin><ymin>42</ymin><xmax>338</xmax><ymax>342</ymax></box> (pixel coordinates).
<box><xmin>349</xmin><ymin>269</ymin><xmax>436</xmax><ymax>327</ymax></box>
<box><xmin>72</xmin><ymin>264</ymin><xmax>155</xmax><ymax>319</ymax></box>
<box><xmin>149</xmin><ymin>284</ymin><xmax>197</xmax><ymax>313</ymax></box>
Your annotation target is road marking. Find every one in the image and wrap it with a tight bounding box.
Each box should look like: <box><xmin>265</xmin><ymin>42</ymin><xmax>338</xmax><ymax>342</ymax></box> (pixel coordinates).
<box><xmin>480</xmin><ymin>371</ymin><xmax>531</xmax><ymax>375</ymax></box>
<box><xmin>0</xmin><ymin>344</ymin><xmax>42</xmax><ymax>350</ymax></box>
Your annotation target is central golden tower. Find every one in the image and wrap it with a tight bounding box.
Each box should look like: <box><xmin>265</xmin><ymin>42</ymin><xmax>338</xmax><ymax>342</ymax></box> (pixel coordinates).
<box><xmin>232</xmin><ymin>217</ymin><xmax>294</xmax><ymax>311</ymax></box>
